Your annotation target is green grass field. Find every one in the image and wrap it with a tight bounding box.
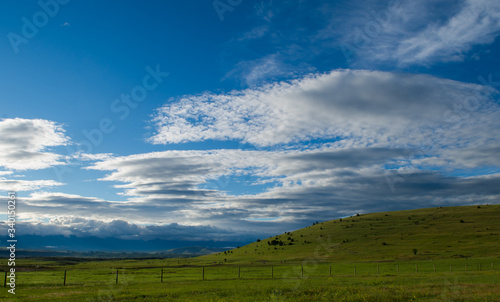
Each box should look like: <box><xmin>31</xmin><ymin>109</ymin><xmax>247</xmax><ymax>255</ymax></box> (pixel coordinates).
<box><xmin>1</xmin><ymin>205</ymin><xmax>499</xmax><ymax>301</ymax></box>
<box><xmin>201</xmin><ymin>204</ymin><xmax>500</xmax><ymax>264</ymax></box>
<box><xmin>1</xmin><ymin>263</ymin><xmax>499</xmax><ymax>301</ymax></box>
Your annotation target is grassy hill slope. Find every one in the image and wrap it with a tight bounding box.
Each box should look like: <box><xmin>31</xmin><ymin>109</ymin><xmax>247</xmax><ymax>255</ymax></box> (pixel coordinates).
<box><xmin>200</xmin><ymin>204</ymin><xmax>500</xmax><ymax>264</ymax></box>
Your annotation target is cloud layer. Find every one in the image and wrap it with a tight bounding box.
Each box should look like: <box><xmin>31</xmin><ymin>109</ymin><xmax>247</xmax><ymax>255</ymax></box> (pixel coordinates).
<box><xmin>19</xmin><ymin>146</ymin><xmax>498</xmax><ymax>240</ymax></box>
<box><xmin>2</xmin><ymin>216</ymin><xmax>246</xmax><ymax>242</ymax></box>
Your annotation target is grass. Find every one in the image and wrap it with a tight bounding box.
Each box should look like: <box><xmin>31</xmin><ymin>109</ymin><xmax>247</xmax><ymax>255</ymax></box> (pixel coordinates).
<box><xmin>200</xmin><ymin>204</ymin><xmax>500</xmax><ymax>264</ymax></box>
<box><xmin>1</xmin><ymin>269</ymin><xmax>499</xmax><ymax>301</ymax></box>
<box><xmin>1</xmin><ymin>204</ymin><xmax>499</xmax><ymax>301</ymax></box>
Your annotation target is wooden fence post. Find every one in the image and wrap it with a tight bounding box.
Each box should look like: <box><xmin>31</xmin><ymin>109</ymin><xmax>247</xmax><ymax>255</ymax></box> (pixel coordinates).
<box><xmin>116</xmin><ymin>270</ymin><xmax>119</xmax><ymax>284</ymax></box>
<box><xmin>161</xmin><ymin>269</ymin><xmax>163</xmax><ymax>283</ymax></box>
<box><xmin>301</xmin><ymin>266</ymin><xmax>304</xmax><ymax>277</ymax></box>
<box><xmin>64</xmin><ymin>270</ymin><xmax>67</xmax><ymax>286</ymax></box>
<box><xmin>329</xmin><ymin>265</ymin><xmax>332</xmax><ymax>276</ymax></box>
<box><xmin>202</xmin><ymin>267</ymin><xmax>205</xmax><ymax>280</ymax></box>
<box><xmin>4</xmin><ymin>271</ymin><xmax>7</xmax><ymax>288</ymax></box>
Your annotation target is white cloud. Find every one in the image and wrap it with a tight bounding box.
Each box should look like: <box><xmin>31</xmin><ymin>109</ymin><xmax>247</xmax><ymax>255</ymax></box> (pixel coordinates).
<box><xmin>336</xmin><ymin>0</ymin><xmax>500</xmax><ymax>66</ymax></box>
<box><xmin>73</xmin><ymin>152</ymin><xmax>114</xmax><ymax>162</ymax></box>
<box><xmin>394</xmin><ymin>0</ymin><xmax>500</xmax><ymax>65</ymax></box>
<box><xmin>0</xmin><ymin>118</ymin><xmax>69</xmax><ymax>170</ymax></box>
<box><xmin>150</xmin><ymin>69</ymin><xmax>499</xmax><ymax>151</ymax></box>
<box><xmin>237</xmin><ymin>25</ymin><xmax>270</xmax><ymax>41</ymax></box>
<box><xmin>20</xmin><ymin>192</ymin><xmax>123</xmax><ymax>217</ymax></box>
<box><xmin>222</xmin><ymin>54</ymin><xmax>310</xmax><ymax>87</ymax></box>
<box><xmin>0</xmin><ymin>179</ymin><xmax>63</xmax><ymax>192</ymax></box>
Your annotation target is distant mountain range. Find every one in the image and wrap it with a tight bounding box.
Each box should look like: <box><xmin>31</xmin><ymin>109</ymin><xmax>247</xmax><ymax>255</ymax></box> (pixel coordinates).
<box><xmin>0</xmin><ymin>234</ymin><xmax>247</xmax><ymax>258</ymax></box>
<box><xmin>0</xmin><ymin>246</ymin><xmax>226</xmax><ymax>259</ymax></box>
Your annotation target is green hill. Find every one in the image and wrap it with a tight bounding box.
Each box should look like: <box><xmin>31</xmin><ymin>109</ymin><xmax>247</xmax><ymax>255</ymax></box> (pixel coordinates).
<box><xmin>200</xmin><ymin>204</ymin><xmax>500</xmax><ymax>264</ymax></box>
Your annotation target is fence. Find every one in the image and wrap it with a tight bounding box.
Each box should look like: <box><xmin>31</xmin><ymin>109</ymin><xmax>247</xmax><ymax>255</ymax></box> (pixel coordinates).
<box><xmin>3</xmin><ymin>260</ymin><xmax>498</xmax><ymax>287</ymax></box>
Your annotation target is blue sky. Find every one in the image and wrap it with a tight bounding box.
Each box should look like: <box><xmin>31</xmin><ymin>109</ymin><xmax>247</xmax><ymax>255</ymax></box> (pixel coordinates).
<box><xmin>1</xmin><ymin>0</ymin><xmax>500</xmax><ymax>251</ymax></box>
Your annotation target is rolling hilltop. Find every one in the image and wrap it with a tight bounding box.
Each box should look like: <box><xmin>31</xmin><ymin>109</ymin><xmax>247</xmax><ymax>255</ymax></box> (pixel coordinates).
<box><xmin>201</xmin><ymin>204</ymin><xmax>500</xmax><ymax>263</ymax></box>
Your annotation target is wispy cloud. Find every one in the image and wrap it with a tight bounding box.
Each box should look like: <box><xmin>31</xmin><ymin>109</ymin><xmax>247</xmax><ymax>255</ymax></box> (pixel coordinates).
<box><xmin>335</xmin><ymin>0</ymin><xmax>500</xmax><ymax>66</ymax></box>
<box><xmin>0</xmin><ymin>179</ymin><xmax>63</xmax><ymax>192</ymax></box>
<box><xmin>394</xmin><ymin>0</ymin><xmax>500</xmax><ymax>65</ymax></box>
<box><xmin>237</xmin><ymin>25</ymin><xmax>270</xmax><ymax>41</ymax></box>
<box><xmin>244</xmin><ymin>0</ymin><xmax>500</xmax><ymax>68</ymax></box>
